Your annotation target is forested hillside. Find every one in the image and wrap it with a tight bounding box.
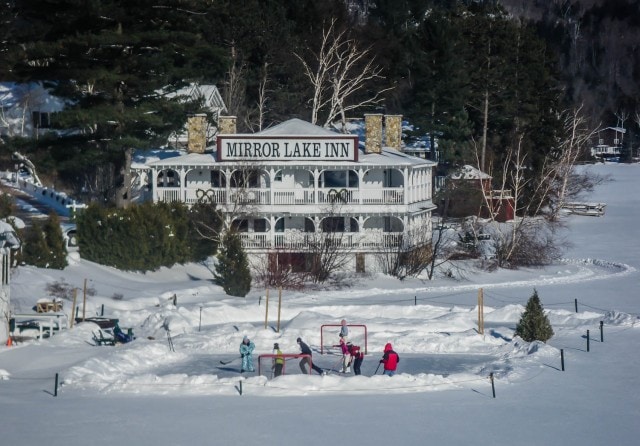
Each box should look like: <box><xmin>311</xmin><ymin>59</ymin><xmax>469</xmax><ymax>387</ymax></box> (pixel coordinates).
<box><xmin>0</xmin><ymin>0</ymin><xmax>636</xmax><ymax>203</ymax></box>
<box><xmin>499</xmin><ymin>0</ymin><xmax>640</xmax><ymax>129</ymax></box>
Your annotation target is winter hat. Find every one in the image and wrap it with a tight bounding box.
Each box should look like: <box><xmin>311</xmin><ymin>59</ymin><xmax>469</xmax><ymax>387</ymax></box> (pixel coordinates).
<box><xmin>296</xmin><ymin>337</ymin><xmax>302</xmax><ymax>343</ymax></box>
<box><xmin>243</xmin><ymin>335</ymin><xmax>249</xmax><ymax>342</ymax></box>
<box><xmin>273</xmin><ymin>343</ymin><xmax>279</xmax><ymax>349</ymax></box>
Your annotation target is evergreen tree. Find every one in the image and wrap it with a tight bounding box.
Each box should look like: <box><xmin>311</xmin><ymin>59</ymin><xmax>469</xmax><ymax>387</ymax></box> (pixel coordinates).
<box><xmin>515</xmin><ymin>289</ymin><xmax>554</xmax><ymax>342</ymax></box>
<box><xmin>214</xmin><ymin>230</ymin><xmax>251</xmax><ymax>297</ymax></box>
<box><xmin>2</xmin><ymin>0</ymin><xmax>226</xmax><ymax>204</ymax></box>
<box><xmin>22</xmin><ymin>221</ymin><xmax>50</xmax><ymax>268</ymax></box>
<box><xmin>42</xmin><ymin>212</ymin><xmax>67</xmax><ymax>269</ymax></box>
<box><xmin>21</xmin><ymin>213</ymin><xmax>67</xmax><ymax>269</ymax></box>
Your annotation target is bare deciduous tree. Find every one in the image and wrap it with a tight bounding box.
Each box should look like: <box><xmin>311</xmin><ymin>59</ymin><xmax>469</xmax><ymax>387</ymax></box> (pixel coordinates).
<box><xmin>474</xmin><ymin>106</ymin><xmax>603</xmax><ymax>268</ymax></box>
<box><xmin>295</xmin><ymin>19</ymin><xmax>391</xmax><ymax>129</ymax></box>
<box><xmin>221</xmin><ymin>43</ymin><xmax>246</xmax><ymax>118</ymax></box>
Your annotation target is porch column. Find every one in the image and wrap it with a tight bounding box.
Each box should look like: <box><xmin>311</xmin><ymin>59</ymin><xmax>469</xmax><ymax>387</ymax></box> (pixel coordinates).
<box><xmin>151</xmin><ymin>169</ymin><xmax>159</xmax><ymax>203</ymax></box>
<box><xmin>179</xmin><ymin>168</ymin><xmax>187</xmax><ymax>202</ymax></box>
<box><xmin>313</xmin><ymin>169</ymin><xmax>320</xmax><ymax>205</ymax></box>
<box><xmin>403</xmin><ymin>167</ymin><xmax>409</xmax><ymax>205</ymax></box>
<box><xmin>269</xmin><ymin>215</ymin><xmax>276</xmax><ymax>249</ymax></box>
<box><xmin>358</xmin><ymin>167</ymin><xmax>365</xmax><ymax>205</ymax></box>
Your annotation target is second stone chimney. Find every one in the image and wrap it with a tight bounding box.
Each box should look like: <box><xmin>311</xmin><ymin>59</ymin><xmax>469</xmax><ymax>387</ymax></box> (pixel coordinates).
<box><xmin>187</xmin><ymin>114</ymin><xmax>207</xmax><ymax>154</ymax></box>
<box><xmin>364</xmin><ymin>113</ymin><xmax>383</xmax><ymax>154</ymax></box>
<box><xmin>218</xmin><ymin>115</ymin><xmax>237</xmax><ymax>135</ymax></box>
<box><xmin>384</xmin><ymin>115</ymin><xmax>402</xmax><ymax>151</ymax></box>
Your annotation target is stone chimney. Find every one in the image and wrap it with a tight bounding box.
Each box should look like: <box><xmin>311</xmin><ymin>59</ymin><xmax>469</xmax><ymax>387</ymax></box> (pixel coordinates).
<box><xmin>187</xmin><ymin>113</ymin><xmax>207</xmax><ymax>154</ymax></box>
<box><xmin>364</xmin><ymin>113</ymin><xmax>383</xmax><ymax>154</ymax></box>
<box><xmin>384</xmin><ymin>115</ymin><xmax>402</xmax><ymax>150</ymax></box>
<box><xmin>218</xmin><ymin>115</ymin><xmax>237</xmax><ymax>135</ymax></box>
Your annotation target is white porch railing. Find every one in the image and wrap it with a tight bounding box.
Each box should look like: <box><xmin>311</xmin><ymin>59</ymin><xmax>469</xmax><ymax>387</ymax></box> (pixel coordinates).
<box><xmin>238</xmin><ymin>231</ymin><xmax>404</xmax><ymax>251</ymax></box>
<box><xmin>156</xmin><ymin>186</ymin><xmax>409</xmax><ymax>206</ymax></box>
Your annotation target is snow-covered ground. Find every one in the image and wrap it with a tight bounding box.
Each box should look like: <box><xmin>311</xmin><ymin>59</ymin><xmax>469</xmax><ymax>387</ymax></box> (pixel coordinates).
<box><xmin>1</xmin><ymin>163</ymin><xmax>639</xmax><ymax>445</ymax></box>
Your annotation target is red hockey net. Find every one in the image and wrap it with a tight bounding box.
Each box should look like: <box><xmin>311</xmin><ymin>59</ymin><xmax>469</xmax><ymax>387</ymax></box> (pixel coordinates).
<box><xmin>257</xmin><ymin>354</ymin><xmax>313</xmax><ymax>377</ymax></box>
<box><xmin>320</xmin><ymin>324</ymin><xmax>368</xmax><ymax>355</ymax></box>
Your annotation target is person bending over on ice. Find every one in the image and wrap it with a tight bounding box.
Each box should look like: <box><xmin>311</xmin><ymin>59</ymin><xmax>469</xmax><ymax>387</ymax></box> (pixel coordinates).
<box><xmin>272</xmin><ymin>343</ymin><xmax>284</xmax><ymax>377</ymax></box>
<box><xmin>339</xmin><ymin>335</ymin><xmax>351</xmax><ymax>373</ymax></box>
<box><xmin>380</xmin><ymin>342</ymin><xmax>399</xmax><ymax>376</ymax></box>
<box><xmin>240</xmin><ymin>335</ymin><xmax>255</xmax><ymax>373</ymax></box>
<box><xmin>297</xmin><ymin>337</ymin><xmax>325</xmax><ymax>375</ymax></box>
<box><xmin>348</xmin><ymin>341</ymin><xmax>364</xmax><ymax>375</ymax></box>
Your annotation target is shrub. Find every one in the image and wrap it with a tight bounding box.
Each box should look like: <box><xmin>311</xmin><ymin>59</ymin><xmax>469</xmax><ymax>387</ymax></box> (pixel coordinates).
<box><xmin>515</xmin><ymin>289</ymin><xmax>554</xmax><ymax>342</ymax></box>
<box><xmin>214</xmin><ymin>230</ymin><xmax>251</xmax><ymax>297</ymax></box>
<box><xmin>22</xmin><ymin>221</ymin><xmax>51</xmax><ymax>268</ymax></box>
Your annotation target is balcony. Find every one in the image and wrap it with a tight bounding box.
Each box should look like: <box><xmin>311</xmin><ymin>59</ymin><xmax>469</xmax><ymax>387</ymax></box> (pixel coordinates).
<box><xmin>156</xmin><ymin>186</ymin><xmax>407</xmax><ymax>206</ymax></box>
<box><xmin>238</xmin><ymin>230</ymin><xmax>404</xmax><ymax>251</ymax></box>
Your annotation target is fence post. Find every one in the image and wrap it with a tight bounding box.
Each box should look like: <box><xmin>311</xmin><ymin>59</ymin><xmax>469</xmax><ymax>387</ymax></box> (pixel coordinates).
<box><xmin>490</xmin><ymin>372</ymin><xmax>495</xmax><ymax>398</ymax></box>
<box><xmin>199</xmin><ymin>306</ymin><xmax>203</xmax><ymax>332</ymax></box>
<box><xmin>600</xmin><ymin>321</ymin><xmax>604</xmax><ymax>342</ymax></box>
<box><xmin>560</xmin><ymin>349</ymin><xmax>565</xmax><ymax>371</ymax></box>
<box><xmin>414</xmin><ymin>295</ymin><xmax>417</xmax><ymax>305</ymax></box>
<box><xmin>586</xmin><ymin>330</ymin><xmax>590</xmax><ymax>352</ymax></box>
<box><xmin>54</xmin><ymin>373</ymin><xmax>59</xmax><ymax>397</ymax></box>
<box><xmin>574</xmin><ymin>298</ymin><xmax>578</xmax><ymax>313</ymax></box>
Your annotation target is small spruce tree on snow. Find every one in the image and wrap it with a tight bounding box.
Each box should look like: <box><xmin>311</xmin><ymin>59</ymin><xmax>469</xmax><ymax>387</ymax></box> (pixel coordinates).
<box><xmin>515</xmin><ymin>289</ymin><xmax>554</xmax><ymax>342</ymax></box>
<box><xmin>214</xmin><ymin>230</ymin><xmax>251</xmax><ymax>297</ymax></box>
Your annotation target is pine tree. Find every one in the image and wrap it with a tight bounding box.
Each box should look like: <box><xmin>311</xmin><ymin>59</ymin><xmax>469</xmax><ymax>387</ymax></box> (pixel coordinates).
<box><xmin>22</xmin><ymin>221</ymin><xmax>50</xmax><ymax>268</ymax></box>
<box><xmin>515</xmin><ymin>289</ymin><xmax>554</xmax><ymax>342</ymax></box>
<box><xmin>2</xmin><ymin>0</ymin><xmax>226</xmax><ymax>204</ymax></box>
<box><xmin>42</xmin><ymin>212</ymin><xmax>68</xmax><ymax>270</ymax></box>
<box><xmin>214</xmin><ymin>231</ymin><xmax>251</xmax><ymax>297</ymax></box>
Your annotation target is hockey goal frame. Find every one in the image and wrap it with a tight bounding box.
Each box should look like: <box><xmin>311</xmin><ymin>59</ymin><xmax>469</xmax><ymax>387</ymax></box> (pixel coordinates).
<box><xmin>320</xmin><ymin>324</ymin><xmax>368</xmax><ymax>355</ymax></box>
<box><xmin>257</xmin><ymin>353</ymin><xmax>312</xmax><ymax>377</ymax></box>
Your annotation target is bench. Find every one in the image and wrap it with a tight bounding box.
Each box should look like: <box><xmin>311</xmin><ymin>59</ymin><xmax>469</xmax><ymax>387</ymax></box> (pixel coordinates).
<box><xmin>92</xmin><ymin>329</ymin><xmax>116</xmax><ymax>346</ymax></box>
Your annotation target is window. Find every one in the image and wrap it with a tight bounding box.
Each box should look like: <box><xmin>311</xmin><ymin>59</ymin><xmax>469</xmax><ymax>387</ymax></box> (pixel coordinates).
<box><xmin>322</xmin><ymin>217</ymin><xmax>345</xmax><ymax>232</ymax></box>
<box><xmin>32</xmin><ymin>111</ymin><xmax>51</xmax><ymax>128</ymax></box>
<box><xmin>231</xmin><ymin>170</ymin><xmax>260</xmax><ymax>188</ymax></box>
<box><xmin>254</xmin><ymin>219</ymin><xmax>267</xmax><ymax>232</ymax></box>
<box><xmin>231</xmin><ymin>219</ymin><xmax>249</xmax><ymax>232</ymax></box>
<box><xmin>323</xmin><ymin>170</ymin><xmax>345</xmax><ymax>187</ymax></box>
<box><xmin>274</xmin><ymin>170</ymin><xmax>283</xmax><ymax>182</ymax></box>
<box><xmin>211</xmin><ymin>171</ymin><xmax>226</xmax><ymax>187</ymax></box>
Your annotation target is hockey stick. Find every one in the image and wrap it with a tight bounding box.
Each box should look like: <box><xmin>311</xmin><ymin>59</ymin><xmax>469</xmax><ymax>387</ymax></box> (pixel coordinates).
<box><xmin>374</xmin><ymin>362</ymin><xmax>382</xmax><ymax>375</ymax></box>
<box><xmin>220</xmin><ymin>357</ymin><xmax>240</xmax><ymax>365</ymax></box>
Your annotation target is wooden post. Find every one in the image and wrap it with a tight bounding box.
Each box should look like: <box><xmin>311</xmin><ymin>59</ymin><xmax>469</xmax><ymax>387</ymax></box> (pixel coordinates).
<box><xmin>276</xmin><ymin>287</ymin><xmax>282</xmax><ymax>333</ymax></box>
<box><xmin>478</xmin><ymin>288</ymin><xmax>484</xmax><ymax>335</ymax></box>
<box><xmin>82</xmin><ymin>278</ymin><xmax>87</xmax><ymax>321</ymax></box>
<box><xmin>70</xmin><ymin>288</ymin><xmax>78</xmax><ymax>328</ymax></box>
<box><xmin>264</xmin><ymin>288</ymin><xmax>270</xmax><ymax>329</ymax></box>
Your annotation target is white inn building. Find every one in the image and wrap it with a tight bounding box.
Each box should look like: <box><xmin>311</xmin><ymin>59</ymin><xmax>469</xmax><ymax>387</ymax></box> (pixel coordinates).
<box><xmin>141</xmin><ymin>114</ymin><xmax>436</xmax><ymax>273</ymax></box>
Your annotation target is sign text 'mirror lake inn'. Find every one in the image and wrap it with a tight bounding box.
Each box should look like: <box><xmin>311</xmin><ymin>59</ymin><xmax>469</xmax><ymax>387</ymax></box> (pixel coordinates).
<box><xmin>217</xmin><ymin>135</ymin><xmax>359</xmax><ymax>162</ymax></box>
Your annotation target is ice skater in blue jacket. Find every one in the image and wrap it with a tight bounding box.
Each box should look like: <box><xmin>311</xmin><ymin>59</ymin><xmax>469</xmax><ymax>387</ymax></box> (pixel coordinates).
<box><xmin>240</xmin><ymin>335</ymin><xmax>255</xmax><ymax>373</ymax></box>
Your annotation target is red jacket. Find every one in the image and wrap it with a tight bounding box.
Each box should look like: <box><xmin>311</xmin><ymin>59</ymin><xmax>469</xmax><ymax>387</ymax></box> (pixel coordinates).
<box><xmin>381</xmin><ymin>343</ymin><xmax>399</xmax><ymax>371</ymax></box>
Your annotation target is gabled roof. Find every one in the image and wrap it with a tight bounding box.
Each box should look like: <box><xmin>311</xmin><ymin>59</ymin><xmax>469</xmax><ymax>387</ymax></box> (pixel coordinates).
<box><xmin>450</xmin><ymin>165</ymin><xmax>491</xmax><ymax>180</ymax></box>
<box><xmin>163</xmin><ymin>83</ymin><xmax>226</xmax><ymax>114</ymax></box>
<box><xmin>257</xmin><ymin>118</ymin><xmax>340</xmax><ymax>136</ymax></box>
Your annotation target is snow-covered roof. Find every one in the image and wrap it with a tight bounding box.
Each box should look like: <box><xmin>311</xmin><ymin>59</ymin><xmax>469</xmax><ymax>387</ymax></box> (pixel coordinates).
<box><xmin>598</xmin><ymin>127</ymin><xmax>626</xmax><ymax>134</ymax></box>
<box><xmin>162</xmin><ymin>83</ymin><xmax>226</xmax><ymax>113</ymax></box>
<box><xmin>450</xmin><ymin>165</ymin><xmax>491</xmax><ymax>180</ymax></box>
<box><xmin>257</xmin><ymin>118</ymin><xmax>341</xmax><ymax>137</ymax></box>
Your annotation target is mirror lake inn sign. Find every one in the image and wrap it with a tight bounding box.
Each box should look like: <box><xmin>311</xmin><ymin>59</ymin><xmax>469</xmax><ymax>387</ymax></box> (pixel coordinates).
<box><xmin>217</xmin><ymin>135</ymin><xmax>359</xmax><ymax>162</ymax></box>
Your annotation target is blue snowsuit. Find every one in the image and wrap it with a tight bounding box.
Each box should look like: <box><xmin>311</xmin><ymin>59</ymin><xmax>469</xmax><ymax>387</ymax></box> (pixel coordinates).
<box><xmin>240</xmin><ymin>339</ymin><xmax>255</xmax><ymax>372</ymax></box>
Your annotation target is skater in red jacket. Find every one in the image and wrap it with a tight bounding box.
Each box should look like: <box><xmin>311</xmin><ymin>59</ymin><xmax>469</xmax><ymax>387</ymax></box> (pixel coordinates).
<box><xmin>380</xmin><ymin>342</ymin><xmax>399</xmax><ymax>376</ymax></box>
